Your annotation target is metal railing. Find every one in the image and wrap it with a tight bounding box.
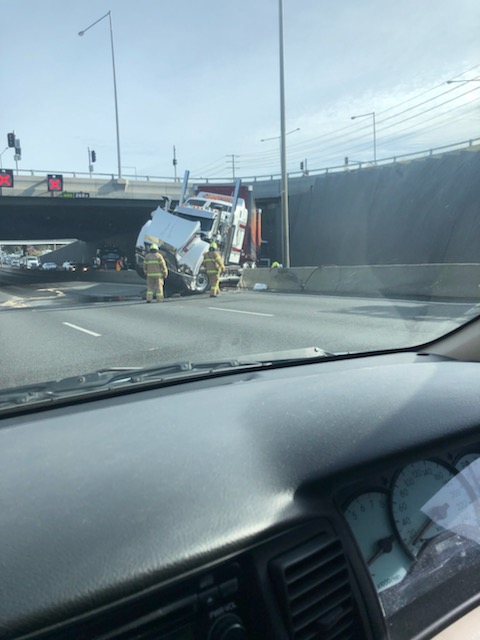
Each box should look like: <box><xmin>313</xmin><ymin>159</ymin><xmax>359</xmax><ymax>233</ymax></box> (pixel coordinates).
<box><xmin>10</xmin><ymin>137</ymin><xmax>480</xmax><ymax>185</ymax></box>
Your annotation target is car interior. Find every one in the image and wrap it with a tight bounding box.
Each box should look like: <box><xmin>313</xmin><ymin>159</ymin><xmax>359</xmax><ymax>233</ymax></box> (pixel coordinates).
<box><xmin>2</xmin><ymin>315</ymin><xmax>480</xmax><ymax>640</ymax></box>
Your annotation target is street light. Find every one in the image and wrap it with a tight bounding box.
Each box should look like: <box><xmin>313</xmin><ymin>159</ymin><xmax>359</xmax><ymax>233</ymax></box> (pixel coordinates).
<box><xmin>351</xmin><ymin>111</ymin><xmax>377</xmax><ymax>165</ymax></box>
<box><xmin>278</xmin><ymin>0</ymin><xmax>291</xmax><ymax>267</ymax></box>
<box><xmin>79</xmin><ymin>11</ymin><xmax>122</xmax><ymax>179</ymax></box>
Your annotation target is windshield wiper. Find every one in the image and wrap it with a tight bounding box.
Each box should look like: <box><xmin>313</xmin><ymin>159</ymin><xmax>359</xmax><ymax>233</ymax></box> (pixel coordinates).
<box><xmin>0</xmin><ymin>347</ymin><xmax>333</xmax><ymax>410</ymax></box>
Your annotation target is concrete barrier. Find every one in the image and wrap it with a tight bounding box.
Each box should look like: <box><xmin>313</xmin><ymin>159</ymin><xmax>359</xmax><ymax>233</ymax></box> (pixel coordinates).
<box><xmin>239</xmin><ymin>267</ymin><xmax>317</xmax><ymax>293</ymax></box>
<box><xmin>240</xmin><ymin>264</ymin><xmax>480</xmax><ymax>300</ymax></box>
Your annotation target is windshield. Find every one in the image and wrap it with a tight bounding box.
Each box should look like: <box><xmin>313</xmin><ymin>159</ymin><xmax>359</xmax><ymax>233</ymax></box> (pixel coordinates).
<box><xmin>176</xmin><ymin>212</ymin><xmax>215</xmax><ymax>232</ymax></box>
<box><xmin>1</xmin><ymin>0</ymin><xmax>479</xmax><ymax>396</ymax></box>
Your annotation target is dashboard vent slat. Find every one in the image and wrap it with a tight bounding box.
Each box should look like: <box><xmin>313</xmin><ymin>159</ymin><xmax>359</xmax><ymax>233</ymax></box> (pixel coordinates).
<box><xmin>270</xmin><ymin>534</ymin><xmax>366</xmax><ymax>640</ymax></box>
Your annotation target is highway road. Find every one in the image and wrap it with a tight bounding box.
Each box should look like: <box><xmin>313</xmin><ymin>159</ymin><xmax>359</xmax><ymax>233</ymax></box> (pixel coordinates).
<box><xmin>2</xmin><ymin>275</ymin><xmax>479</xmax><ymax>390</ymax></box>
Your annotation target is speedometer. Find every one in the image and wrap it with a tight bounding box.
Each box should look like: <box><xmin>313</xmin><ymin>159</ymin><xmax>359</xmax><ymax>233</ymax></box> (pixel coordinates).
<box><xmin>391</xmin><ymin>460</ymin><xmax>472</xmax><ymax>557</ymax></box>
<box><xmin>455</xmin><ymin>452</ymin><xmax>480</xmax><ymax>472</ymax></box>
<box><xmin>344</xmin><ymin>491</ymin><xmax>411</xmax><ymax>592</ymax></box>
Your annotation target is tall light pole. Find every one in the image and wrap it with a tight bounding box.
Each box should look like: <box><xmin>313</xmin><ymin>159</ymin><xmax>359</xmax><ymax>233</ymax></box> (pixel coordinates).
<box><xmin>351</xmin><ymin>111</ymin><xmax>376</xmax><ymax>165</ymax></box>
<box><xmin>79</xmin><ymin>11</ymin><xmax>122</xmax><ymax>179</ymax></box>
<box><xmin>278</xmin><ymin>0</ymin><xmax>290</xmax><ymax>267</ymax></box>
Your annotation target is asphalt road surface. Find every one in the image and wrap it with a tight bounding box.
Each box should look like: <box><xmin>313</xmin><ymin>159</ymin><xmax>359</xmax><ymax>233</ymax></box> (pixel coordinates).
<box><xmin>1</xmin><ymin>276</ymin><xmax>479</xmax><ymax>389</ymax></box>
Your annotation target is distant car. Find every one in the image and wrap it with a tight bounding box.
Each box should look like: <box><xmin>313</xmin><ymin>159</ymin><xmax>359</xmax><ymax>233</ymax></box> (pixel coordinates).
<box><xmin>21</xmin><ymin>257</ymin><xmax>41</xmax><ymax>270</ymax></box>
<box><xmin>63</xmin><ymin>261</ymin><xmax>89</xmax><ymax>272</ymax></box>
<box><xmin>41</xmin><ymin>262</ymin><xmax>57</xmax><ymax>271</ymax></box>
<box><xmin>10</xmin><ymin>258</ymin><xmax>20</xmax><ymax>268</ymax></box>
<box><xmin>100</xmin><ymin>251</ymin><xmax>121</xmax><ymax>270</ymax></box>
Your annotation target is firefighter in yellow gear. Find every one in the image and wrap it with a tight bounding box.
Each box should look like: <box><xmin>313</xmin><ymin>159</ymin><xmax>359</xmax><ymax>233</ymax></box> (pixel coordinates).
<box><xmin>202</xmin><ymin>241</ymin><xmax>225</xmax><ymax>297</ymax></box>
<box><xmin>144</xmin><ymin>243</ymin><xmax>168</xmax><ymax>302</ymax></box>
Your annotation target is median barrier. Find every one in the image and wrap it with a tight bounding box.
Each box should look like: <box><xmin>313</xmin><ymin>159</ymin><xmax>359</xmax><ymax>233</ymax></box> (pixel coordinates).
<box><xmin>239</xmin><ymin>267</ymin><xmax>317</xmax><ymax>292</ymax></box>
<box><xmin>240</xmin><ymin>264</ymin><xmax>480</xmax><ymax>300</ymax></box>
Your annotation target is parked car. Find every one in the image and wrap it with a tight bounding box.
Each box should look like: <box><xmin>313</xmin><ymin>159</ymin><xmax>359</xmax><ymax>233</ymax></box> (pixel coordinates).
<box><xmin>41</xmin><ymin>262</ymin><xmax>57</xmax><ymax>271</ymax></box>
<box><xmin>10</xmin><ymin>258</ymin><xmax>20</xmax><ymax>268</ymax></box>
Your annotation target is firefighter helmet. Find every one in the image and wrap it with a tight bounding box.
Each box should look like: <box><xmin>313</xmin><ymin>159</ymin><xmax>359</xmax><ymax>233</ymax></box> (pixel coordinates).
<box><xmin>210</xmin><ymin>241</ymin><xmax>217</xmax><ymax>250</ymax></box>
<box><xmin>150</xmin><ymin>243</ymin><xmax>158</xmax><ymax>251</ymax></box>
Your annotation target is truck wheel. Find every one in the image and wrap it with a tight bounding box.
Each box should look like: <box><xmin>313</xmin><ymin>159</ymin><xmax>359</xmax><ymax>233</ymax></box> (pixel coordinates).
<box><xmin>193</xmin><ymin>270</ymin><xmax>209</xmax><ymax>294</ymax></box>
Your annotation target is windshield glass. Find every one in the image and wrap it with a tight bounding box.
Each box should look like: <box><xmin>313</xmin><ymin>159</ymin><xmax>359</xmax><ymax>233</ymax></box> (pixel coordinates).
<box><xmin>1</xmin><ymin>0</ymin><xmax>479</xmax><ymax>395</ymax></box>
<box><xmin>176</xmin><ymin>212</ymin><xmax>215</xmax><ymax>232</ymax></box>
<box><xmin>184</xmin><ymin>199</ymin><xmax>207</xmax><ymax>208</ymax></box>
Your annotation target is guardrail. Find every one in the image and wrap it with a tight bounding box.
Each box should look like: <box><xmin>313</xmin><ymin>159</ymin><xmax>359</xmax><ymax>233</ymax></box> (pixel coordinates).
<box><xmin>10</xmin><ymin>137</ymin><xmax>480</xmax><ymax>185</ymax></box>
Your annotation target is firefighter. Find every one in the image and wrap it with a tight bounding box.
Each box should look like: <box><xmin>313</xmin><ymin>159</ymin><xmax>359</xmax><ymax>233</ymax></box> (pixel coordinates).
<box><xmin>144</xmin><ymin>243</ymin><xmax>168</xmax><ymax>303</ymax></box>
<box><xmin>202</xmin><ymin>241</ymin><xmax>225</xmax><ymax>297</ymax></box>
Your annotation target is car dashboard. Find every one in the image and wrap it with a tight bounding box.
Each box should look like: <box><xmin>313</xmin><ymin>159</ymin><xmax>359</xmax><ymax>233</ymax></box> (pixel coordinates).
<box><xmin>2</xmin><ymin>352</ymin><xmax>480</xmax><ymax>640</ymax></box>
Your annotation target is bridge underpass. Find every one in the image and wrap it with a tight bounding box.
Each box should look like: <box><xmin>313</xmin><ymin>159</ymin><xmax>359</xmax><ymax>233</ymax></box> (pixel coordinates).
<box><xmin>0</xmin><ymin>193</ymin><xmax>282</xmax><ymax>266</ymax></box>
<box><xmin>0</xmin><ymin>196</ymin><xmax>170</xmax><ymax>265</ymax></box>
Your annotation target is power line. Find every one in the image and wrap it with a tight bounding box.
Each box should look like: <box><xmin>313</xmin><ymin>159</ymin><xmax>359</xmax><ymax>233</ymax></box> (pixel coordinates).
<box><xmin>235</xmin><ymin>63</ymin><xmax>480</xmax><ymax>165</ymax></box>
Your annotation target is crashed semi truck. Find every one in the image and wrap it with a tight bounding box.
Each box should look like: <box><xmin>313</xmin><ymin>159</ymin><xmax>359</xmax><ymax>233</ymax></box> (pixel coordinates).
<box><xmin>135</xmin><ymin>173</ymin><xmax>262</xmax><ymax>294</ymax></box>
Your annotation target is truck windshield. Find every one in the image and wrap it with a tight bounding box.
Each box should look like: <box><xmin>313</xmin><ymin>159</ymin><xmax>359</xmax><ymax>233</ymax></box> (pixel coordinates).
<box><xmin>176</xmin><ymin>213</ymin><xmax>214</xmax><ymax>232</ymax></box>
<box><xmin>207</xmin><ymin>203</ymin><xmax>231</xmax><ymax>213</ymax></box>
<box><xmin>185</xmin><ymin>199</ymin><xmax>207</xmax><ymax>208</ymax></box>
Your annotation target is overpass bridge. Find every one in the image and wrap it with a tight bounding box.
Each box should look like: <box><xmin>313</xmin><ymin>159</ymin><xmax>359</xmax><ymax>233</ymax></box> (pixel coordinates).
<box><xmin>1</xmin><ymin>137</ymin><xmax>478</xmax><ymax>202</ymax></box>
<box><xmin>1</xmin><ymin>138</ymin><xmax>479</xmax><ymax>265</ymax></box>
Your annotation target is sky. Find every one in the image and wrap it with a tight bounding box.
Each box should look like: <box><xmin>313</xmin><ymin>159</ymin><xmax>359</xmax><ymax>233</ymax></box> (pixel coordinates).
<box><xmin>1</xmin><ymin>0</ymin><xmax>479</xmax><ymax>180</ymax></box>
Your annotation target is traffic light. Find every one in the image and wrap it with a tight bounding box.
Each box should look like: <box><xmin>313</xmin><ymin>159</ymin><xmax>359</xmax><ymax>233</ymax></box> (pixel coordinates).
<box><xmin>91</xmin><ymin>150</ymin><xmax>96</xmax><ymax>163</ymax></box>
<box><xmin>7</xmin><ymin>133</ymin><xmax>15</xmax><ymax>148</ymax></box>
<box><xmin>0</xmin><ymin>169</ymin><xmax>14</xmax><ymax>188</ymax></box>
<box><xmin>300</xmin><ymin>161</ymin><xmax>304</xmax><ymax>171</ymax></box>
<box><xmin>47</xmin><ymin>174</ymin><xmax>63</xmax><ymax>192</ymax></box>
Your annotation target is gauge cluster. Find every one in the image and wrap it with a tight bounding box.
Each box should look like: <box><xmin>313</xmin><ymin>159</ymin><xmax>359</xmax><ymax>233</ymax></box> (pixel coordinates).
<box><xmin>342</xmin><ymin>448</ymin><xmax>480</xmax><ymax>620</ymax></box>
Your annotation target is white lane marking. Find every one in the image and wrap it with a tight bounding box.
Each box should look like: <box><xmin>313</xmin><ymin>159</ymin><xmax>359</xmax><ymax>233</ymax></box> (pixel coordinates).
<box><xmin>208</xmin><ymin>307</ymin><xmax>273</xmax><ymax>317</ymax></box>
<box><xmin>62</xmin><ymin>322</ymin><xmax>101</xmax><ymax>337</ymax></box>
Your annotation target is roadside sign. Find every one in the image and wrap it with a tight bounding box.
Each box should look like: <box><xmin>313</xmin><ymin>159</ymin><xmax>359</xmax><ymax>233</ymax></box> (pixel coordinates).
<box><xmin>0</xmin><ymin>169</ymin><xmax>14</xmax><ymax>188</ymax></box>
<box><xmin>59</xmin><ymin>191</ymin><xmax>90</xmax><ymax>198</ymax></box>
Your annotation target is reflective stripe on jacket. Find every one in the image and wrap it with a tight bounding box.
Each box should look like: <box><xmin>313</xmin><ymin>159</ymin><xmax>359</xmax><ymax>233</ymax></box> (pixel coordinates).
<box><xmin>202</xmin><ymin>250</ymin><xmax>225</xmax><ymax>274</ymax></box>
<box><xmin>144</xmin><ymin>251</ymin><xmax>168</xmax><ymax>278</ymax></box>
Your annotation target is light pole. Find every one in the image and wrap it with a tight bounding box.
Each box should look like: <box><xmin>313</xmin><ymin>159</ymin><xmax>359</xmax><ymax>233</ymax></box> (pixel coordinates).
<box><xmin>261</xmin><ymin>122</ymin><xmax>299</xmax><ymax>266</ymax></box>
<box><xmin>278</xmin><ymin>0</ymin><xmax>291</xmax><ymax>267</ymax></box>
<box><xmin>351</xmin><ymin>111</ymin><xmax>377</xmax><ymax>165</ymax></box>
<box><xmin>79</xmin><ymin>11</ymin><xmax>122</xmax><ymax>179</ymax></box>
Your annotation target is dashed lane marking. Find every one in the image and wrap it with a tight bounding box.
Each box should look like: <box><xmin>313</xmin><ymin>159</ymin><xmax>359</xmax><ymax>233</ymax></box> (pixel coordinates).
<box><xmin>62</xmin><ymin>322</ymin><xmax>102</xmax><ymax>337</ymax></box>
<box><xmin>208</xmin><ymin>307</ymin><xmax>274</xmax><ymax>317</ymax></box>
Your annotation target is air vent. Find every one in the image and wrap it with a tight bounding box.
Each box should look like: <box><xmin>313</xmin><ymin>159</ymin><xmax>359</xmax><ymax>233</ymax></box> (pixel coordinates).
<box><xmin>270</xmin><ymin>534</ymin><xmax>366</xmax><ymax>640</ymax></box>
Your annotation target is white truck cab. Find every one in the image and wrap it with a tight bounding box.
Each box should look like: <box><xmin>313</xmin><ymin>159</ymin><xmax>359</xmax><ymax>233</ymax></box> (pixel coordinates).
<box><xmin>136</xmin><ymin>182</ymin><xmax>250</xmax><ymax>294</ymax></box>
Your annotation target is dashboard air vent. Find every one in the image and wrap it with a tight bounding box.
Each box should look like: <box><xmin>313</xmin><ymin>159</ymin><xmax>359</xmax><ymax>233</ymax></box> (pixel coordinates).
<box><xmin>270</xmin><ymin>534</ymin><xmax>366</xmax><ymax>640</ymax></box>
